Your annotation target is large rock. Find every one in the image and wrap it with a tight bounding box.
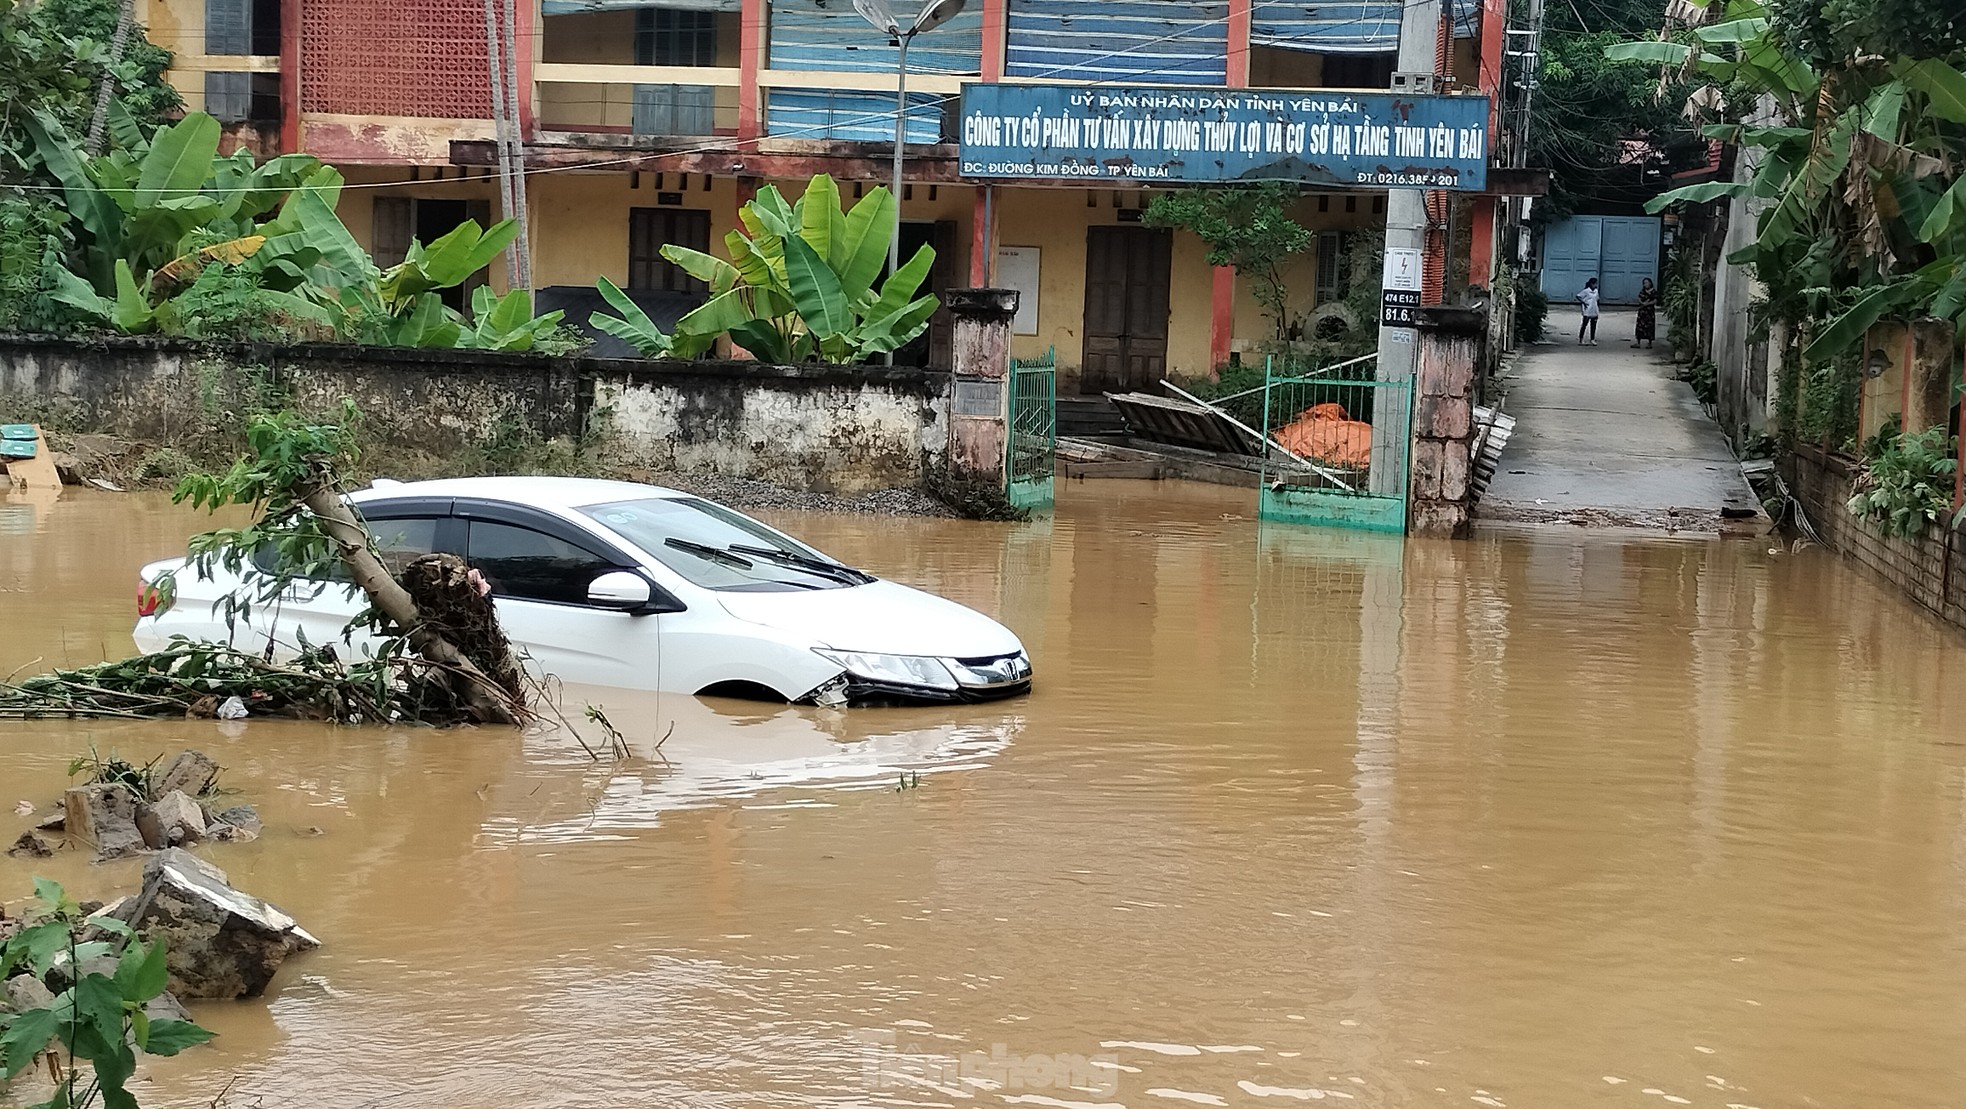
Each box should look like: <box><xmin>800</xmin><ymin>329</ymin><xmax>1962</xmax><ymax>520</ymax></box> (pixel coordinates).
<box><xmin>63</xmin><ymin>783</ymin><xmax>146</xmax><ymax>861</ymax></box>
<box><xmin>127</xmin><ymin>849</ymin><xmax>317</xmax><ymax>999</ymax></box>
<box><xmin>150</xmin><ymin>751</ymin><xmax>220</xmax><ymax>799</ymax></box>
<box><xmin>137</xmin><ymin>790</ymin><xmax>207</xmax><ymax>849</ymax></box>
<box><xmin>3</xmin><ymin>973</ymin><xmax>55</xmax><ymax>1013</ymax></box>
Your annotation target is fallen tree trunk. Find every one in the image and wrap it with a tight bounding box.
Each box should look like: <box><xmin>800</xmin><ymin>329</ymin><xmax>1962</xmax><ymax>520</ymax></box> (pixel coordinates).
<box><xmin>296</xmin><ymin>480</ymin><xmax>522</xmax><ymax>726</ymax></box>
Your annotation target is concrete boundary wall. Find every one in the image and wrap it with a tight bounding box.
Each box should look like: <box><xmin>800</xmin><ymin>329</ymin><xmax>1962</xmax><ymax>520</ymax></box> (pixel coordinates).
<box><xmin>1784</xmin><ymin>444</ymin><xmax>1966</xmax><ymax>636</ymax></box>
<box><xmin>0</xmin><ymin>335</ymin><xmax>951</xmax><ymax>494</ymax></box>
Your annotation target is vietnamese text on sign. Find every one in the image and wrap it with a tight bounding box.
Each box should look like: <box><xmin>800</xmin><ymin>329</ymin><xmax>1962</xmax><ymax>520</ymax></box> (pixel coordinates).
<box><xmin>958</xmin><ymin>84</ymin><xmax>1490</xmax><ymax>191</ymax></box>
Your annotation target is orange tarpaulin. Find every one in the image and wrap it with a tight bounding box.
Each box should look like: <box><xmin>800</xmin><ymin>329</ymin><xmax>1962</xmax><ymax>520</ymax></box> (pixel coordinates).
<box><xmin>1272</xmin><ymin>403</ymin><xmax>1372</xmax><ymax>469</ymax></box>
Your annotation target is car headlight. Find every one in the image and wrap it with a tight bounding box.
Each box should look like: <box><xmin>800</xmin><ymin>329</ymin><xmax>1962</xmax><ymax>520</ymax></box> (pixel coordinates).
<box><xmin>813</xmin><ymin>649</ymin><xmax>959</xmax><ymax>692</ymax></box>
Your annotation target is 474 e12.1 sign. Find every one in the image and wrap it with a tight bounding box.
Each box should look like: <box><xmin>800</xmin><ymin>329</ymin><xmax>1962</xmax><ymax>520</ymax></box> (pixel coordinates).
<box><xmin>959</xmin><ymin>84</ymin><xmax>1489</xmax><ymax>191</ymax></box>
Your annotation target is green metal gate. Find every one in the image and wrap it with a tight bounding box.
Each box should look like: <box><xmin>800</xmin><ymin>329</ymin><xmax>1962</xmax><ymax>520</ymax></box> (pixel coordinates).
<box><xmin>1258</xmin><ymin>355</ymin><xmax>1412</xmax><ymax>533</ymax></box>
<box><xmin>1006</xmin><ymin>346</ymin><xmax>1056</xmax><ymax>513</ymax></box>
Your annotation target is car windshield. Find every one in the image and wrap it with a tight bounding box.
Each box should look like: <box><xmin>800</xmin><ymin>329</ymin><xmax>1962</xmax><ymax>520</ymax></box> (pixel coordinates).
<box><xmin>578</xmin><ymin>497</ymin><xmax>870</xmax><ymax>592</ymax></box>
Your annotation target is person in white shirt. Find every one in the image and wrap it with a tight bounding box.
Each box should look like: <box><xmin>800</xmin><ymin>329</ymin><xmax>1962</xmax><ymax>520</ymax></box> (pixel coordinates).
<box><xmin>1578</xmin><ymin>278</ymin><xmax>1601</xmax><ymax>345</ymax></box>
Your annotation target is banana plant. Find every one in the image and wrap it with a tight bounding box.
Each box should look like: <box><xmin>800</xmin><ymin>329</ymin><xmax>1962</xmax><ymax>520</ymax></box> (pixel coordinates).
<box><xmin>459</xmin><ymin>285</ymin><xmax>568</xmax><ymax>351</ymax></box>
<box><xmin>1612</xmin><ymin>0</ymin><xmax>1966</xmax><ymax>363</ymax></box>
<box><xmin>593</xmin><ymin>174</ymin><xmax>940</xmax><ymax>364</ymax></box>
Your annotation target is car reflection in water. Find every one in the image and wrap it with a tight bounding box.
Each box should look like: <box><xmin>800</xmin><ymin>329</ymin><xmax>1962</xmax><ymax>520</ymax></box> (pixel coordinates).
<box><xmin>481</xmin><ymin>687</ymin><xmax>1024</xmax><ymax>844</ymax></box>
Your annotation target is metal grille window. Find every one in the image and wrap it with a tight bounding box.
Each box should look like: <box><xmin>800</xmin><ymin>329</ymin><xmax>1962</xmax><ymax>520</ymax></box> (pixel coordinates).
<box><xmin>635</xmin><ymin>8</ymin><xmax>716</xmax><ymax>65</ymax></box>
<box><xmin>629</xmin><ymin>208</ymin><xmax>711</xmax><ymax>293</ymax></box>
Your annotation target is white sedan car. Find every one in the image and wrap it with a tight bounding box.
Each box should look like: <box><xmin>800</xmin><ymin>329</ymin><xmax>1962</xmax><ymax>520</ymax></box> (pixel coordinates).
<box><xmin>134</xmin><ymin>476</ymin><xmax>1033</xmax><ymax>706</ymax></box>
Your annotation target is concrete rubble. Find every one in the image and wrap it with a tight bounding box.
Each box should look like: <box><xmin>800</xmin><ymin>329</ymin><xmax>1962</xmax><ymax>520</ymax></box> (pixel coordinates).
<box><xmin>25</xmin><ymin>750</ymin><xmax>261</xmax><ymax>862</ymax></box>
<box><xmin>0</xmin><ymin>851</ymin><xmax>316</xmax><ymax>1033</ymax></box>
<box><xmin>116</xmin><ymin>848</ymin><xmax>319</xmax><ymax>999</ymax></box>
<box><xmin>63</xmin><ymin>782</ymin><xmax>147</xmax><ymax>861</ymax></box>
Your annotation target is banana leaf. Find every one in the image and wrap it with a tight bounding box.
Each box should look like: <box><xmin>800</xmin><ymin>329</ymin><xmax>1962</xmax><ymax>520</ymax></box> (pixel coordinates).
<box><xmin>837</xmin><ymin>187</ymin><xmax>896</xmax><ymax>301</ymax></box>
<box><xmin>111</xmin><ymin>260</ymin><xmax>155</xmax><ymax>333</ymax></box>
<box><xmin>658</xmin><ymin>244</ymin><xmax>742</xmax><ymax>292</ymax></box>
<box><xmin>23</xmin><ymin>110</ymin><xmax>123</xmax><ymax>286</ymax></box>
<box><xmin>1896</xmin><ymin>59</ymin><xmax>1966</xmax><ymax>124</ymax></box>
<box><xmin>797</xmin><ymin>174</ymin><xmax>848</xmax><ymax>271</ymax></box>
<box><xmin>728</xmin><ymin>319</ymin><xmax>796</xmax><ymax>363</ymax></box>
<box><xmin>591</xmin><ymin>275</ymin><xmax>681</xmax><ymax>356</ymax></box>
<box><xmin>782</xmin><ymin>235</ymin><xmax>851</xmax><ymax>338</ymax></box>
<box><xmin>854</xmin><ymin>293</ymin><xmax>939</xmax><ymax>354</ymax></box>
<box><xmin>867</xmin><ymin>244</ymin><xmax>936</xmax><ymax>325</ymax></box>
<box><xmin>135</xmin><ymin>114</ymin><xmax>221</xmax><ymax>210</ymax></box>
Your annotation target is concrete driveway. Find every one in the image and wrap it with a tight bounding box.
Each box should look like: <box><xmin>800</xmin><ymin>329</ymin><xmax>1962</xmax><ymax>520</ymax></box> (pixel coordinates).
<box><xmin>1482</xmin><ymin>309</ymin><xmax>1762</xmax><ymax>531</ymax></box>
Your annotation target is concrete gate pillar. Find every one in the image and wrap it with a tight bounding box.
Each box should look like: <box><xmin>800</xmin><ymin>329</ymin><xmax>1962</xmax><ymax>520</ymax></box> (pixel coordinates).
<box><xmin>943</xmin><ymin>288</ymin><xmax>1020</xmax><ymax>484</ymax></box>
<box><xmin>1409</xmin><ymin>305</ymin><xmax>1487</xmax><ymax>539</ymax></box>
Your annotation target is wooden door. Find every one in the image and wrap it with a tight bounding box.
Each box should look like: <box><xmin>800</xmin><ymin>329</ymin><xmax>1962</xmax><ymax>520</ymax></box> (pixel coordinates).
<box><xmin>1081</xmin><ymin>226</ymin><xmax>1171</xmax><ymax>395</ymax></box>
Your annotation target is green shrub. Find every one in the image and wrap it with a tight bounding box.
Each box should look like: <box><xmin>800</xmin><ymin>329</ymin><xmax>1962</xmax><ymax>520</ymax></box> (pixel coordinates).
<box><xmin>1681</xmin><ymin>359</ymin><xmax>1718</xmax><ymax>406</ymax></box>
<box><xmin>1514</xmin><ymin>277</ymin><xmax>1549</xmax><ymax>343</ymax></box>
<box><xmin>1847</xmin><ymin>423</ymin><xmax>1960</xmax><ymax>538</ymax></box>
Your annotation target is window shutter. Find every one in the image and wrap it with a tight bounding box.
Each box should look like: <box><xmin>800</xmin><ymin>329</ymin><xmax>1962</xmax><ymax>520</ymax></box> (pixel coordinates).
<box><xmin>204</xmin><ymin>72</ymin><xmax>251</xmax><ymax>123</ymax></box>
<box><xmin>206</xmin><ymin>0</ymin><xmax>252</xmax><ymax>55</ymax></box>
<box><xmin>372</xmin><ymin>197</ymin><xmax>414</xmax><ymax>270</ymax></box>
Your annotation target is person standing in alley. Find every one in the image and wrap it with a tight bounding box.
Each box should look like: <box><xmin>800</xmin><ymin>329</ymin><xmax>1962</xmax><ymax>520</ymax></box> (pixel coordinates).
<box><xmin>1632</xmin><ymin>277</ymin><xmax>1657</xmax><ymax>349</ymax></box>
<box><xmin>1578</xmin><ymin>278</ymin><xmax>1601</xmax><ymax>345</ymax></box>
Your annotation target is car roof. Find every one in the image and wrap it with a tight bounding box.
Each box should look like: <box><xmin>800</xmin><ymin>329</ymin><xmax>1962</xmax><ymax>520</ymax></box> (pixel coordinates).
<box><xmin>347</xmin><ymin>475</ymin><xmax>691</xmax><ymax>510</ymax></box>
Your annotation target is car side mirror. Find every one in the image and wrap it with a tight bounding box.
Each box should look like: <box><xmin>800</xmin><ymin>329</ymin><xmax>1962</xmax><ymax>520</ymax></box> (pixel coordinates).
<box><xmin>588</xmin><ymin>571</ymin><xmax>654</xmax><ymax>611</ymax></box>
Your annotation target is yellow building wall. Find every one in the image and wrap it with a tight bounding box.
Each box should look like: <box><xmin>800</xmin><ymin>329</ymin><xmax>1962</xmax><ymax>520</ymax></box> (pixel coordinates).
<box><xmin>537</xmin><ymin>11</ymin><xmax>743</xmax><ymax>133</ymax></box>
<box><xmin>140</xmin><ymin>0</ymin><xmax>280</xmax><ymax>114</ymax></box>
<box><xmin>334</xmin><ymin>167</ymin><xmax>1378</xmax><ymax>381</ymax></box>
<box><xmin>989</xmin><ymin>188</ymin><xmax>1215</xmax><ymax>386</ymax></box>
<box><xmin>1229</xmin><ymin>194</ymin><xmax>1385</xmax><ymax>355</ymax></box>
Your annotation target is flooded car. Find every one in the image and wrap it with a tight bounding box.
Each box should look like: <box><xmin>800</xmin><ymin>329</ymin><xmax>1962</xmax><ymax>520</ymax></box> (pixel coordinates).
<box><xmin>133</xmin><ymin>476</ymin><xmax>1033</xmax><ymax>705</ymax></box>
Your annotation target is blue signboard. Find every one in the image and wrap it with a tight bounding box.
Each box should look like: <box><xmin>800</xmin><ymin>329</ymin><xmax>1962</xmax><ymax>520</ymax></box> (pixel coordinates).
<box><xmin>958</xmin><ymin>84</ymin><xmax>1490</xmax><ymax>191</ymax></box>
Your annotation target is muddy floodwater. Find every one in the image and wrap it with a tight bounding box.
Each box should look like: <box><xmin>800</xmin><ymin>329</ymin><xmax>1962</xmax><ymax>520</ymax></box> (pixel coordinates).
<box><xmin>5</xmin><ymin>481</ymin><xmax>1966</xmax><ymax>1109</ymax></box>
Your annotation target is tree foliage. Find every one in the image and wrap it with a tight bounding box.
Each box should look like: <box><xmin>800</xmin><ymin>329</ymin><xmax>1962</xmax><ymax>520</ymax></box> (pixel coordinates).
<box><xmin>1620</xmin><ymin>0</ymin><xmax>1966</xmax><ymax>367</ymax></box>
<box><xmin>1142</xmin><ymin>182</ymin><xmax>1311</xmax><ymax>340</ymax></box>
<box><xmin>593</xmin><ymin>175</ymin><xmax>938</xmax><ymax>364</ymax></box>
<box><xmin>1529</xmin><ymin>0</ymin><xmax>1705</xmax><ymax>220</ymax></box>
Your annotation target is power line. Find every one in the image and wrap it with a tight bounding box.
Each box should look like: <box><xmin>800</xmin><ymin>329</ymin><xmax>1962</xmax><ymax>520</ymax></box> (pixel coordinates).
<box><xmin>5</xmin><ymin>0</ymin><xmax>1496</xmax><ymax>199</ymax></box>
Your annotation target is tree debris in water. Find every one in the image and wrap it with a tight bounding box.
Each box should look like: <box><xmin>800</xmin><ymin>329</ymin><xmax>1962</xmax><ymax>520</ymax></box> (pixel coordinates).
<box><xmin>0</xmin><ymin>641</ymin><xmax>486</xmax><ymax>724</ymax></box>
<box><xmin>1</xmin><ymin>404</ymin><xmax>530</xmax><ymax>727</ymax></box>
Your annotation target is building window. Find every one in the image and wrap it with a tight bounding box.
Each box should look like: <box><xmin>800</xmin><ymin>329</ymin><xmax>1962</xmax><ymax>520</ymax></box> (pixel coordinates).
<box><xmin>373</xmin><ymin>196</ymin><xmax>493</xmax><ymax>312</ymax></box>
<box><xmin>629</xmin><ymin>208</ymin><xmax>712</xmax><ymax>293</ymax></box>
<box><xmin>204</xmin><ymin>72</ymin><xmax>251</xmax><ymax>122</ymax></box>
<box><xmin>635</xmin><ymin>9</ymin><xmax>716</xmax><ymax>66</ymax></box>
<box><xmin>209</xmin><ymin>72</ymin><xmax>282</xmax><ymax>124</ymax></box>
<box><xmin>1321</xmin><ymin>53</ymin><xmax>1395</xmax><ymax>88</ymax></box>
<box><xmin>1315</xmin><ymin>231</ymin><xmax>1344</xmax><ymax>304</ymax></box>
<box><xmin>206</xmin><ymin>0</ymin><xmax>281</xmax><ymax>55</ymax></box>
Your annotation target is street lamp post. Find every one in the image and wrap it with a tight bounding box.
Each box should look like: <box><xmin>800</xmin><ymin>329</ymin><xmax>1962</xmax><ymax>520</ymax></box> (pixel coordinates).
<box><xmin>853</xmin><ymin>0</ymin><xmax>967</xmax><ymax>363</ymax></box>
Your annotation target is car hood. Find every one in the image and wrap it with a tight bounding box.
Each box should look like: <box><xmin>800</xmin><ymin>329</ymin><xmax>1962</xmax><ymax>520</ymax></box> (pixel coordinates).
<box><xmin>717</xmin><ymin>580</ymin><xmax>1023</xmax><ymax>659</ymax></box>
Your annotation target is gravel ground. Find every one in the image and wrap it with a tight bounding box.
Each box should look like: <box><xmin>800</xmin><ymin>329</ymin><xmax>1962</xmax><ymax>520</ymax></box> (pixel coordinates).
<box><xmin>633</xmin><ymin>472</ymin><xmax>956</xmax><ymax>518</ymax></box>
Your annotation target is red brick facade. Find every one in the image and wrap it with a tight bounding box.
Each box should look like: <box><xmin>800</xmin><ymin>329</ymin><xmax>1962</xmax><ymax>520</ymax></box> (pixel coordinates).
<box><xmin>299</xmin><ymin>0</ymin><xmax>493</xmax><ymax>118</ymax></box>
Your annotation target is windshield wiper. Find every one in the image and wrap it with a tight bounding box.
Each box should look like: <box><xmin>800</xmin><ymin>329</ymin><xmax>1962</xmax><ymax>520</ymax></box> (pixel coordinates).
<box><xmin>665</xmin><ymin>537</ymin><xmax>755</xmax><ymax>569</ymax></box>
<box><xmin>728</xmin><ymin>544</ymin><xmax>874</xmax><ymax>585</ymax></box>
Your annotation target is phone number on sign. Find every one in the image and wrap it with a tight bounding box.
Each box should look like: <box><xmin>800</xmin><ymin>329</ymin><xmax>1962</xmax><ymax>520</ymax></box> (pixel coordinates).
<box><xmin>1355</xmin><ymin>170</ymin><xmax>1461</xmax><ymax>186</ymax></box>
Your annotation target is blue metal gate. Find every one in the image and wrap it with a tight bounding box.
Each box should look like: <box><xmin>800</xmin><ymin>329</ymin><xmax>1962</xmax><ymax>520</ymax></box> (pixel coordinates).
<box><xmin>1541</xmin><ymin>215</ymin><xmax>1660</xmax><ymax>305</ymax></box>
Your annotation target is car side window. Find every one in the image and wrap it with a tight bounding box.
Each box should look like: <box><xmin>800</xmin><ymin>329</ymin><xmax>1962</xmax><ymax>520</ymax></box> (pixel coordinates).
<box><xmin>252</xmin><ymin>516</ymin><xmax>440</xmax><ymax>581</ymax></box>
<box><xmin>465</xmin><ymin>520</ymin><xmax>617</xmax><ymax>606</ymax></box>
